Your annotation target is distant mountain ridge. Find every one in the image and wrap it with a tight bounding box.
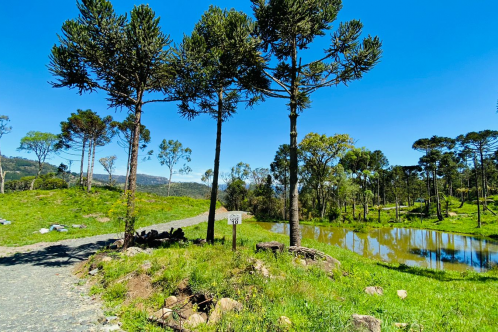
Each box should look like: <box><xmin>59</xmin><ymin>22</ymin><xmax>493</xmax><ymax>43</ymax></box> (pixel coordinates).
<box><xmin>1</xmin><ymin>156</ymin><xmax>169</xmax><ymax>186</ymax></box>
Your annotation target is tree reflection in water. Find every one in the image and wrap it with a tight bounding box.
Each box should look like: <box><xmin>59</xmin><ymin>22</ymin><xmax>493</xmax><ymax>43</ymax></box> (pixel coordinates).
<box><xmin>254</xmin><ymin>222</ymin><xmax>498</xmax><ymax>272</ymax></box>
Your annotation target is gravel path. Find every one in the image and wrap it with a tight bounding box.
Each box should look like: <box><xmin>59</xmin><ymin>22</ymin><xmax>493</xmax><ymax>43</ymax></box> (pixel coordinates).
<box><xmin>0</xmin><ymin>210</ymin><xmax>244</xmax><ymax>332</ymax></box>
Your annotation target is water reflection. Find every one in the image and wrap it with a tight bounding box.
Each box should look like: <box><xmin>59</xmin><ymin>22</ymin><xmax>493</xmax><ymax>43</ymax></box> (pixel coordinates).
<box><xmin>252</xmin><ymin>222</ymin><xmax>498</xmax><ymax>272</ymax></box>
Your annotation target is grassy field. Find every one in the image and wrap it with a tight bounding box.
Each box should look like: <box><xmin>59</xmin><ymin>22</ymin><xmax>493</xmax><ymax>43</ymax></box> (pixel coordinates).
<box><xmin>85</xmin><ymin>221</ymin><xmax>498</xmax><ymax>331</ymax></box>
<box><xmin>0</xmin><ymin>188</ymin><xmax>212</xmax><ymax>246</ymax></box>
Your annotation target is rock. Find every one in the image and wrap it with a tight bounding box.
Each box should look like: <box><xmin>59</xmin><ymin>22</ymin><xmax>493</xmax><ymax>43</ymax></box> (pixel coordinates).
<box><xmin>101</xmin><ymin>256</ymin><xmax>113</xmax><ymax>262</ymax></box>
<box><xmin>39</xmin><ymin>228</ymin><xmax>50</xmax><ymax>234</ymax></box>
<box><xmin>278</xmin><ymin>316</ymin><xmax>292</xmax><ymax>328</ymax></box>
<box><xmin>112</xmin><ymin>239</ymin><xmax>124</xmax><ymax>249</ymax></box>
<box><xmin>88</xmin><ymin>268</ymin><xmax>99</xmax><ymax>276</ymax></box>
<box><xmin>141</xmin><ymin>261</ymin><xmax>152</xmax><ymax>271</ymax></box>
<box><xmin>288</xmin><ymin>246</ymin><xmax>341</xmax><ymax>269</ymax></box>
<box><xmin>165</xmin><ymin>295</ymin><xmax>178</xmax><ymax>308</ymax></box>
<box><xmin>72</xmin><ymin>224</ymin><xmax>87</xmax><ymax>229</ymax></box>
<box><xmin>177</xmin><ymin>279</ymin><xmax>189</xmax><ymax>293</ymax></box>
<box><xmin>394</xmin><ymin>322</ymin><xmax>423</xmax><ymax>331</ymax></box>
<box><xmin>208</xmin><ymin>298</ymin><xmax>242</xmax><ymax>324</ymax></box>
<box><xmin>448</xmin><ymin>212</ymin><xmax>457</xmax><ymax>217</ymax></box>
<box><xmin>100</xmin><ymin>324</ymin><xmax>121</xmax><ymax>332</ymax></box>
<box><xmin>365</xmin><ymin>286</ymin><xmax>384</xmax><ymax>296</ymax></box>
<box><xmin>193</xmin><ymin>238</ymin><xmax>207</xmax><ymax>245</ymax></box>
<box><xmin>352</xmin><ymin>314</ymin><xmax>381</xmax><ymax>332</ymax></box>
<box><xmin>397</xmin><ymin>290</ymin><xmax>408</xmax><ymax>300</ymax></box>
<box><xmin>254</xmin><ymin>259</ymin><xmax>270</xmax><ymax>278</ymax></box>
<box><xmin>124</xmin><ymin>247</ymin><xmax>151</xmax><ymax>257</ymax></box>
<box><xmin>150</xmin><ymin>308</ymin><xmax>173</xmax><ymax>323</ymax></box>
<box><xmin>256</xmin><ymin>241</ymin><xmax>285</xmax><ymax>253</ymax></box>
<box><xmin>186</xmin><ymin>313</ymin><xmax>206</xmax><ymax>328</ymax></box>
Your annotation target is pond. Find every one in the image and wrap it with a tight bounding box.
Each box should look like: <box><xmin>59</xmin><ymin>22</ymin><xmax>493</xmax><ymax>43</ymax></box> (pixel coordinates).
<box><xmin>251</xmin><ymin>222</ymin><xmax>498</xmax><ymax>272</ymax></box>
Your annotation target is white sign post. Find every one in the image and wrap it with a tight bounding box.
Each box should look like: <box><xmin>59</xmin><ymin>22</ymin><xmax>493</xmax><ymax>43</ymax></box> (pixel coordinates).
<box><xmin>228</xmin><ymin>213</ymin><xmax>242</xmax><ymax>251</ymax></box>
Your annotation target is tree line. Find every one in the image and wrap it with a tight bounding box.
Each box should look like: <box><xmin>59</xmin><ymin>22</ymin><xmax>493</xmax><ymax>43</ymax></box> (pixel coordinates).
<box><xmin>222</xmin><ymin>130</ymin><xmax>498</xmax><ymax>231</ymax></box>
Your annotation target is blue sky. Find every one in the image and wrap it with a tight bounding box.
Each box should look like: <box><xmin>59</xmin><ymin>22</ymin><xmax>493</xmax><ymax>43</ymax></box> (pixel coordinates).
<box><xmin>1</xmin><ymin>0</ymin><xmax>497</xmax><ymax>183</ymax></box>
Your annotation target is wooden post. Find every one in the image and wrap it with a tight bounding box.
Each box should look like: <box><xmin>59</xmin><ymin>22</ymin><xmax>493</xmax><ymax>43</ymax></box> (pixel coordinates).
<box><xmin>228</xmin><ymin>213</ymin><xmax>241</xmax><ymax>252</ymax></box>
<box><xmin>232</xmin><ymin>223</ymin><xmax>237</xmax><ymax>251</ymax></box>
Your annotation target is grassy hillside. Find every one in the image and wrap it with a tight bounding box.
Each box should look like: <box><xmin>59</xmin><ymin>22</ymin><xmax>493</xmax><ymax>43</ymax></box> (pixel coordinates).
<box><xmin>86</xmin><ymin>221</ymin><xmax>498</xmax><ymax>331</ymax></box>
<box><xmin>137</xmin><ymin>182</ymin><xmax>211</xmax><ymax>199</ymax></box>
<box><xmin>0</xmin><ymin>188</ymin><xmax>212</xmax><ymax>246</ymax></box>
<box><xmin>2</xmin><ymin>156</ymin><xmax>59</xmax><ymax>181</ymax></box>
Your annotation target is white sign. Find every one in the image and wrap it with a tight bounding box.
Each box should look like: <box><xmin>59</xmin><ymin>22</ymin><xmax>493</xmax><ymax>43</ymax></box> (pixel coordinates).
<box><xmin>228</xmin><ymin>213</ymin><xmax>242</xmax><ymax>225</ymax></box>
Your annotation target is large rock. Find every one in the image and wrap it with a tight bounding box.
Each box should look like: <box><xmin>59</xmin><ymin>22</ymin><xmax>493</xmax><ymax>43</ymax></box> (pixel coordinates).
<box><xmin>149</xmin><ymin>307</ymin><xmax>173</xmax><ymax>324</ymax></box>
<box><xmin>208</xmin><ymin>298</ymin><xmax>242</xmax><ymax>324</ymax></box>
<box><xmin>165</xmin><ymin>296</ymin><xmax>178</xmax><ymax>308</ymax></box>
<box><xmin>186</xmin><ymin>313</ymin><xmax>206</xmax><ymax>328</ymax></box>
<box><xmin>124</xmin><ymin>247</ymin><xmax>151</xmax><ymax>257</ymax></box>
<box><xmin>397</xmin><ymin>290</ymin><xmax>407</xmax><ymax>300</ymax></box>
<box><xmin>256</xmin><ymin>241</ymin><xmax>285</xmax><ymax>254</ymax></box>
<box><xmin>352</xmin><ymin>314</ymin><xmax>381</xmax><ymax>332</ymax></box>
<box><xmin>278</xmin><ymin>316</ymin><xmax>292</xmax><ymax>329</ymax></box>
<box><xmin>365</xmin><ymin>286</ymin><xmax>384</xmax><ymax>296</ymax></box>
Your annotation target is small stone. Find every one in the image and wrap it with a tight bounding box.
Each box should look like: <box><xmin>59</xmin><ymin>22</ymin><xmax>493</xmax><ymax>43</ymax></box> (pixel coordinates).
<box><xmin>365</xmin><ymin>286</ymin><xmax>384</xmax><ymax>296</ymax></box>
<box><xmin>186</xmin><ymin>313</ymin><xmax>206</xmax><ymax>328</ymax></box>
<box><xmin>397</xmin><ymin>290</ymin><xmax>408</xmax><ymax>300</ymax></box>
<box><xmin>141</xmin><ymin>261</ymin><xmax>152</xmax><ymax>271</ymax></box>
<box><xmin>165</xmin><ymin>295</ymin><xmax>178</xmax><ymax>308</ymax></box>
<box><xmin>352</xmin><ymin>314</ymin><xmax>381</xmax><ymax>332</ymax></box>
<box><xmin>88</xmin><ymin>268</ymin><xmax>99</xmax><ymax>276</ymax></box>
<box><xmin>278</xmin><ymin>316</ymin><xmax>292</xmax><ymax>327</ymax></box>
<box><xmin>208</xmin><ymin>298</ymin><xmax>242</xmax><ymax>324</ymax></box>
<box><xmin>113</xmin><ymin>239</ymin><xmax>124</xmax><ymax>249</ymax></box>
<box><xmin>106</xmin><ymin>316</ymin><xmax>118</xmax><ymax>322</ymax></box>
<box><xmin>150</xmin><ymin>308</ymin><xmax>173</xmax><ymax>323</ymax></box>
<box><xmin>102</xmin><ymin>257</ymin><xmax>112</xmax><ymax>262</ymax></box>
<box><xmin>395</xmin><ymin>323</ymin><xmax>408</xmax><ymax>328</ymax></box>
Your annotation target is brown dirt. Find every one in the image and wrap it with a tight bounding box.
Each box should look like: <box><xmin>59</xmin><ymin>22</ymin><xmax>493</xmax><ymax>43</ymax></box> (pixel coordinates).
<box><xmin>126</xmin><ymin>274</ymin><xmax>154</xmax><ymax>302</ymax></box>
<box><xmin>83</xmin><ymin>213</ymin><xmax>103</xmax><ymax>218</ymax></box>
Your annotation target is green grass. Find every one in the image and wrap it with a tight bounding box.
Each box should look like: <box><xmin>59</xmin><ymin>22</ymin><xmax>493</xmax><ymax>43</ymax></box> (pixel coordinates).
<box><xmin>87</xmin><ymin>221</ymin><xmax>498</xmax><ymax>332</ymax></box>
<box><xmin>0</xmin><ymin>187</ymin><xmax>213</xmax><ymax>246</ymax></box>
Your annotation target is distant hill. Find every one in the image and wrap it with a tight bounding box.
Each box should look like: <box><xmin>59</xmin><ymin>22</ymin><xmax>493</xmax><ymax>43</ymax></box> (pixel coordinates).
<box><xmin>137</xmin><ymin>182</ymin><xmax>210</xmax><ymax>199</ymax></box>
<box><xmin>92</xmin><ymin>173</ymin><xmax>169</xmax><ymax>186</ymax></box>
<box><xmin>1</xmin><ymin>155</ymin><xmax>216</xmax><ymax>199</ymax></box>
<box><xmin>2</xmin><ymin>156</ymin><xmax>59</xmax><ymax>181</ymax></box>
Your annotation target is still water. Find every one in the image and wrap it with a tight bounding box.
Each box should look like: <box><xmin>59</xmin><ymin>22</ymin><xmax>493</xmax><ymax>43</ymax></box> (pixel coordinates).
<box><xmin>252</xmin><ymin>222</ymin><xmax>498</xmax><ymax>272</ymax></box>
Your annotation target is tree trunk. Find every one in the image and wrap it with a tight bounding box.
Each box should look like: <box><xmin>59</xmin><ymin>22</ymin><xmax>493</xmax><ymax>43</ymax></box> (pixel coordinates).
<box><xmin>88</xmin><ymin>139</ymin><xmax>96</xmax><ymax>192</ymax></box>
<box><xmin>434</xmin><ymin>169</ymin><xmax>443</xmax><ymax>221</ymax></box>
<box><xmin>288</xmin><ymin>39</ymin><xmax>301</xmax><ymax>247</ymax></box>
<box><xmin>124</xmin><ymin>140</ymin><xmax>132</xmax><ymax>192</ymax></box>
<box><xmin>206</xmin><ymin>90</ymin><xmax>224</xmax><ymax>244</ymax></box>
<box><xmin>86</xmin><ymin>139</ymin><xmax>93</xmax><ymax>192</ymax></box>
<box><xmin>124</xmin><ymin>103</ymin><xmax>143</xmax><ymax>249</ymax></box>
<box><xmin>479</xmin><ymin>147</ymin><xmax>487</xmax><ymax>208</ymax></box>
<box><xmin>30</xmin><ymin>160</ymin><xmax>43</xmax><ymax>190</ymax></box>
<box><xmin>474</xmin><ymin>155</ymin><xmax>481</xmax><ymax>228</ymax></box>
<box><xmin>0</xmin><ymin>152</ymin><xmax>4</xmax><ymax>194</ymax></box>
<box><xmin>167</xmin><ymin>168</ymin><xmax>173</xmax><ymax>196</ymax></box>
<box><xmin>79</xmin><ymin>139</ymin><xmax>86</xmax><ymax>188</ymax></box>
<box><xmin>284</xmin><ymin>180</ymin><xmax>287</xmax><ymax>220</ymax></box>
<box><xmin>395</xmin><ymin>195</ymin><xmax>399</xmax><ymax>221</ymax></box>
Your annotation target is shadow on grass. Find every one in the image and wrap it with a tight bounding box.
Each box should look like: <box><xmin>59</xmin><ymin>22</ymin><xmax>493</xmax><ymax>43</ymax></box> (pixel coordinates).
<box><xmin>377</xmin><ymin>262</ymin><xmax>498</xmax><ymax>282</ymax></box>
<box><xmin>0</xmin><ymin>240</ymin><xmax>115</xmax><ymax>268</ymax></box>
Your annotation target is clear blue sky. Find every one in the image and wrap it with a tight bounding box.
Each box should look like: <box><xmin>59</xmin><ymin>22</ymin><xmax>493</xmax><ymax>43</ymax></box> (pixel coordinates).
<box><xmin>1</xmin><ymin>0</ymin><xmax>497</xmax><ymax>183</ymax></box>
